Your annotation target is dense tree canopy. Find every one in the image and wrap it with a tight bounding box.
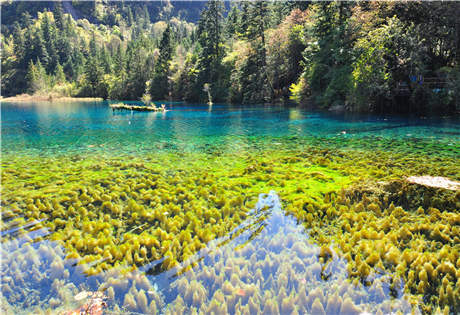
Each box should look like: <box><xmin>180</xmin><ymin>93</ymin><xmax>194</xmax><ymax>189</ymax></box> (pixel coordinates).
<box><xmin>1</xmin><ymin>1</ymin><xmax>459</xmax><ymax>113</ymax></box>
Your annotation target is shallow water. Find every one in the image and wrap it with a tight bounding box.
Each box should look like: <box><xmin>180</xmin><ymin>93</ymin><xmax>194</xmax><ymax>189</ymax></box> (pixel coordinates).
<box><xmin>1</xmin><ymin>101</ymin><xmax>459</xmax><ymax>314</ymax></box>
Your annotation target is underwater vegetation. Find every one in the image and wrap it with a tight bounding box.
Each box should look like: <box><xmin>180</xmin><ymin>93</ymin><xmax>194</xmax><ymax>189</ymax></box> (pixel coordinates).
<box><xmin>292</xmin><ymin>179</ymin><xmax>460</xmax><ymax>314</ymax></box>
<box><xmin>0</xmin><ymin>237</ymin><xmax>165</xmax><ymax>315</ymax></box>
<box><xmin>1</xmin><ymin>134</ymin><xmax>459</xmax><ymax>314</ymax></box>
<box><xmin>0</xmin><ymin>238</ymin><xmax>86</xmax><ymax>314</ymax></box>
<box><xmin>164</xmin><ymin>198</ymin><xmax>420</xmax><ymax>315</ymax></box>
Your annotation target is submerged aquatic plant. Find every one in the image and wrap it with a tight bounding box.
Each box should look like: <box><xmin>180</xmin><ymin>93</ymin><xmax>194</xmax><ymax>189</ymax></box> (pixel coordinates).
<box><xmin>1</xmin><ymin>135</ymin><xmax>459</xmax><ymax>313</ymax></box>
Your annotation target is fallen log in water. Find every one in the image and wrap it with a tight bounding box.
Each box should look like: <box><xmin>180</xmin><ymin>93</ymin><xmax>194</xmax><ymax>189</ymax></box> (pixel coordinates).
<box><xmin>406</xmin><ymin>175</ymin><xmax>460</xmax><ymax>191</ymax></box>
<box><xmin>110</xmin><ymin>103</ymin><xmax>167</xmax><ymax>112</ymax></box>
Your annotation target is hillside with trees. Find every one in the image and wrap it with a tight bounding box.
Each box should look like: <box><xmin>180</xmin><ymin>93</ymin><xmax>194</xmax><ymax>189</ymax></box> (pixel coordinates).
<box><xmin>1</xmin><ymin>0</ymin><xmax>459</xmax><ymax>113</ymax></box>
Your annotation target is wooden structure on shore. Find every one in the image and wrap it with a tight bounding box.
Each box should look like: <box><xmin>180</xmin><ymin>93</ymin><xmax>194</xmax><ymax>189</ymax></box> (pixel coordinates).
<box><xmin>110</xmin><ymin>103</ymin><xmax>167</xmax><ymax>112</ymax></box>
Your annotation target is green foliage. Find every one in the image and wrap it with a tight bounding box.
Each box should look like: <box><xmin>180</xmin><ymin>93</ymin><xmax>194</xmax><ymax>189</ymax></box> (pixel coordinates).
<box><xmin>225</xmin><ymin>4</ymin><xmax>239</xmax><ymax>38</ymax></box>
<box><xmin>195</xmin><ymin>0</ymin><xmax>226</xmax><ymax>102</ymax></box>
<box><xmin>26</xmin><ymin>59</ymin><xmax>46</xmax><ymax>93</ymax></box>
<box><xmin>351</xmin><ymin>17</ymin><xmax>419</xmax><ymax>111</ymax></box>
<box><xmin>2</xmin><ymin>1</ymin><xmax>458</xmax><ymax>113</ymax></box>
<box><xmin>301</xmin><ymin>3</ymin><xmax>354</xmax><ymax>108</ymax></box>
<box><xmin>54</xmin><ymin>62</ymin><xmax>66</xmax><ymax>84</ymax></box>
<box><xmin>150</xmin><ymin>25</ymin><xmax>172</xmax><ymax>100</ymax></box>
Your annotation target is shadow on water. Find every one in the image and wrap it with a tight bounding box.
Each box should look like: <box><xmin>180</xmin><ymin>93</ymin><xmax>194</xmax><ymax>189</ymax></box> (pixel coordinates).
<box><xmin>1</xmin><ymin>191</ymin><xmax>420</xmax><ymax>314</ymax></box>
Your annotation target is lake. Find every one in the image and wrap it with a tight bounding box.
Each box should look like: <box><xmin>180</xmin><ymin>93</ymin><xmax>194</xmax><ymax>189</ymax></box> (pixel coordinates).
<box><xmin>1</xmin><ymin>101</ymin><xmax>459</xmax><ymax>314</ymax></box>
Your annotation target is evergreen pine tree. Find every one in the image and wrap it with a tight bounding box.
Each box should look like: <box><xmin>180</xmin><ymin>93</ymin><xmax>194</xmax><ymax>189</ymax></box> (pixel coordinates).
<box><xmin>54</xmin><ymin>62</ymin><xmax>66</xmax><ymax>84</ymax></box>
<box><xmin>21</xmin><ymin>11</ymin><xmax>33</xmax><ymax>28</ymax></box>
<box><xmin>26</xmin><ymin>60</ymin><xmax>39</xmax><ymax>93</ymax></box>
<box><xmin>12</xmin><ymin>22</ymin><xmax>25</xmax><ymax>67</ymax></box>
<box><xmin>53</xmin><ymin>1</ymin><xmax>65</xmax><ymax>30</ymax></box>
<box><xmin>150</xmin><ymin>25</ymin><xmax>172</xmax><ymax>100</ymax></box>
<box><xmin>126</xmin><ymin>46</ymin><xmax>149</xmax><ymax>100</ymax></box>
<box><xmin>126</xmin><ymin>7</ymin><xmax>134</xmax><ymax>26</ymax></box>
<box><xmin>113</xmin><ymin>45</ymin><xmax>125</xmax><ymax>74</ymax></box>
<box><xmin>225</xmin><ymin>5</ymin><xmax>239</xmax><ymax>37</ymax></box>
<box><xmin>242</xmin><ymin>1</ymin><xmax>271</xmax><ymax>102</ymax></box>
<box><xmin>143</xmin><ymin>5</ymin><xmax>150</xmax><ymax>29</ymax></box>
<box><xmin>33</xmin><ymin>30</ymin><xmax>50</xmax><ymax>69</ymax></box>
<box><xmin>64</xmin><ymin>14</ymin><xmax>74</xmax><ymax>36</ymax></box>
<box><xmin>26</xmin><ymin>59</ymin><xmax>48</xmax><ymax>93</ymax></box>
<box><xmin>196</xmin><ymin>0</ymin><xmax>225</xmax><ymax>100</ymax></box>
<box><xmin>41</xmin><ymin>12</ymin><xmax>59</xmax><ymax>73</ymax></box>
<box><xmin>238</xmin><ymin>2</ymin><xmax>250</xmax><ymax>38</ymax></box>
<box><xmin>84</xmin><ymin>56</ymin><xmax>103</xmax><ymax>97</ymax></box>
<box><xmin>100</xmin><ymin>46</ymin><xmax>112</xmax><ymax>73</ymax></box>
<box><xmin>89</xmin><ymin>32</ymin><xmax>98</xmax><ymax>57</ymax></box>
<box><xmin>307</xmin><ymin>2</ymin><xmax>353</xmax><ymax>107</ymax></box>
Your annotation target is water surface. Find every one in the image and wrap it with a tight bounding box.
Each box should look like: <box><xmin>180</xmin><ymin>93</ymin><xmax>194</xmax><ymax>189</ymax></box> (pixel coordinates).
<box><xmin>1</xmin><ymin>101</ymin><xmax>459</xmax><ymax>314</ymax></box>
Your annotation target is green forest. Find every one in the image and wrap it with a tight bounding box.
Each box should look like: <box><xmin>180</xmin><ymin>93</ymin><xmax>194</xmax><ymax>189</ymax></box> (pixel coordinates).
<box><xmin>2</xmin><ymin>0</ymin><xmax>459</xmax><ymax>113</ymax></box>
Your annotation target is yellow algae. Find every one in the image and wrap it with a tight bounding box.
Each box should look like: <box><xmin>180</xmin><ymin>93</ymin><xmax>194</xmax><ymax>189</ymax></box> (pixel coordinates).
<box><xmin>2</xmin><ymin>137</ymin><xmax>459</xmax><ymax>313</ymax></box>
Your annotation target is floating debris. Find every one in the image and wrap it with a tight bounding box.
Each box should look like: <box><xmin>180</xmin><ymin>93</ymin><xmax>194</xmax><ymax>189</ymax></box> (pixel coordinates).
<box><xmin>110</xmin><ymin>103</ymin><xmax>167</xmax><ymax>112</ymax></box>
<box><xmin>407</xmin><ymin>175</ymin><xmax>460</xmax><ymax>190</ymax></box>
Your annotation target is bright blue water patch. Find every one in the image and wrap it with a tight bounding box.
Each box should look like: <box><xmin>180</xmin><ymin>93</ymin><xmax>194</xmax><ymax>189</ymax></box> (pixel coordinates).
<box><xmin>2</xmin><ymin>101</ymin><xmax>459</xmax><ymax>155</ymax></box>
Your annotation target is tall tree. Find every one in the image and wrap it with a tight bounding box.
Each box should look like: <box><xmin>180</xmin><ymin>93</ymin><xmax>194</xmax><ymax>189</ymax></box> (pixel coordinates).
<box><xmin>142</xmin><ymin>4</ymin><xmax>150</xmax><ymax>29</ymax></box>
<box><xmin>196</xmin><ymin>0</ymin><xmax>225</xmax><ymax>100</ymax></box>
<box><xmin>26</xmin><ymin>59</ymin><xmax>48</xmax><ymax>93</ymax></box>
<box><xmin>53</xmin><ymin>1</ymin><xmax>65</xmax><ymax>30</ymax></box>
<box><xmin>225</xmin><ymin>4</ymin><xmax>239</xmax><ymax>38</ymax></box>
<box><xmin>305</xmin><ymin>2</ymin><xmax>354</xmax><ymax>107</ymax></box>
<box><xmin>150</xmin><ymin>25</ymin><xmax>172</xmax><ymax>100</ymax></box>
<box><xmin>126</xmin><ymin>6</ymin><xmax>134</xmax><ymax>26</ymax></box>
<box><xmin>12</xmin><ymin>22</ymin><xmax>25</xmax><ymax>68</ymax></box>
<box><xmin>113</xmin><ymin>44</ymin><xmax>125</xmax><ymax>74</ymax></box>
<box><xmin>42</xmin><ymin>12</ymin><xmax>59</xmax><ymax>73</ymax></box>
<box><xmin>32</xmin><ymin>29</ymin><xmax>50</xmax><ymax>69</ymax></box>
<box><xmin>242</xmin><ymin>1</ymin><xmax>271</xmax><ymax>102</ymax></box>
<box><xmin>54</xmin><ymin>62</ymin><xmax>66</xmax><ymax>84</ymax></box>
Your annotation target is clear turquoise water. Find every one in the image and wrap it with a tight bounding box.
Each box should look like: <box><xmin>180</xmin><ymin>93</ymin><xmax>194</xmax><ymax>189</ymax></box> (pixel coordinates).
<box><xmin>1</xmin><ymin>101</ymin><xmax>459</xmax><ymax>314</ymax></box>
<box><xmin>2</xmin><ymin>101</ymin><xmax>459</xmax><ymax>155</ymax></box>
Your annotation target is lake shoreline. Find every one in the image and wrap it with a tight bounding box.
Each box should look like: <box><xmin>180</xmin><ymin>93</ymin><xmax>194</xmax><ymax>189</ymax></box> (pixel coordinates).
<box><xmin>1</xmin><ymin>94</ymin><xmax>103</xmax><ymax>103</ymax></box>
